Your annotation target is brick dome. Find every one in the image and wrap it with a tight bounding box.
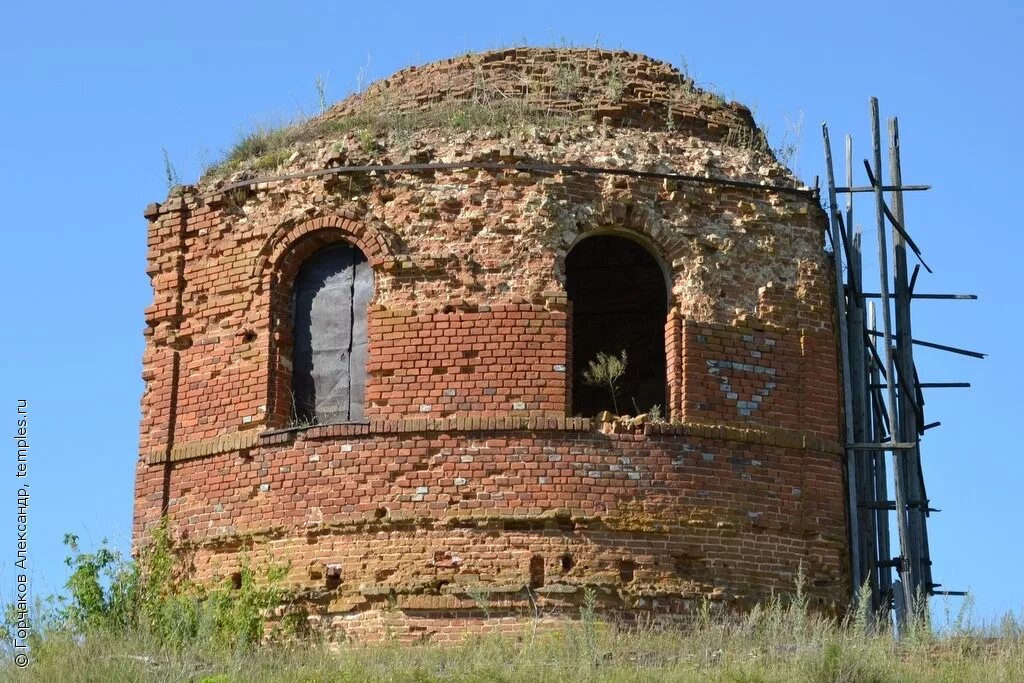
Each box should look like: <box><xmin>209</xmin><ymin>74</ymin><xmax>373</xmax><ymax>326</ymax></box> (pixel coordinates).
<box><xmin>323</xmin><ymin>47</ymin><xmax>762</xmax><ymax>140</ymax></box>
<box><xmin>137</xmin><ymin>48</ymin><xmax>846</xmax><ymax>643</ymax></box>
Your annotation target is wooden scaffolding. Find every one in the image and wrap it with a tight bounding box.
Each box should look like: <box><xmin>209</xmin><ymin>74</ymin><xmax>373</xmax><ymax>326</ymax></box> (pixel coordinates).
<box><xmin>822</xmin><ymin>98</ymin><xmax>982</xmax><ymax>627</ymax></box>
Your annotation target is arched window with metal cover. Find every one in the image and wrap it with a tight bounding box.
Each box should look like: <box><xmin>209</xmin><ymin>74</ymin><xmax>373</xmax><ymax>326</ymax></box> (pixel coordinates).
<box><xmin>291</xmin><ymin>242</ymin><xmax>373</xmax><ymax>424</ymax></box>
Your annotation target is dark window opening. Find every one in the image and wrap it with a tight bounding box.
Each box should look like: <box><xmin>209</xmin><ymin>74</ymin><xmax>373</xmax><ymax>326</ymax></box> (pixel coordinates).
<box><xmin>566</xmin><ymin>235</ymin><xmax>668</xmax><ymax>417</ymax></box>
<box><xmin>618</xmin><ymin>559</ymin><xmax>636</xmax><ymax>583</ymax></box>
<box><xmin>292</xmin><ymin>243</ymin><xmax>373</xmax><ymax>424</ymax></box>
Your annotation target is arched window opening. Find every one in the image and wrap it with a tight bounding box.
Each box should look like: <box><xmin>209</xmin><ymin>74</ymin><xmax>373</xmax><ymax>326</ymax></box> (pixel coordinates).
<box><xmin>566</xmin><ymin>235</ymin><xmax>668</xmax><ymax>417</ymax></box>
<box><xmin>292</xmin><ymin>243</ymin><xmax>373</xmax><ymax>424</ymax></box>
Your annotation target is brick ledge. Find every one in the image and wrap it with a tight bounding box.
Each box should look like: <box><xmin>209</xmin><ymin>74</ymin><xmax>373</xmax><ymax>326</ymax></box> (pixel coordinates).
<box><xmin>143</xmin><ymin>415</ymin><xmax>840</xmax><ymax>466</ymax></box>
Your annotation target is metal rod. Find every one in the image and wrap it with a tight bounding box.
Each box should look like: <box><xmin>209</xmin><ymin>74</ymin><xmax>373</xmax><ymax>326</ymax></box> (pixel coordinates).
<box><xmin>209</xmin><ymin>160</ymin><xmax>819</xmax><ymax>200</ymax></box>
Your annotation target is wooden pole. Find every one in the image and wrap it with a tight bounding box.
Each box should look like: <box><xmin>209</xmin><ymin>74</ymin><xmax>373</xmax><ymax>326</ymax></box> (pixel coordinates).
<box><xmin>845</xmin><ymin>137</ymin><xmax>877</xmax><ymax>599</ymax></box>
<box><xmin>870</xmin><ymin>98</ymin><xmax>916</xmax><ymax>622</ymax></box>
<box><xmin>869</xmin><ymin>302</ymin><xmax>894</xmax><ymax>616</ymax></box>
<box><xmin>889</xmin><ymin>117</ymin><xmax>934</xmax><ymax>603</ymax></box>
<box><xmin>823</xmin><ymin>122</ymin><xmax>862</xmax><ymax>597</ymax></box>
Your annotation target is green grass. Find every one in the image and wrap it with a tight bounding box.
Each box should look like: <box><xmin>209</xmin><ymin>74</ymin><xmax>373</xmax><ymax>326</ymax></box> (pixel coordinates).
<box><xmin>5</xmin><ymin>529</ymin><xmax>1020</xmax><ymax>682</ymax></box>
<box><xmin>4</xmin><ymin>603</ymin><xmax>1023</xmax><ymax>682</ymax></box>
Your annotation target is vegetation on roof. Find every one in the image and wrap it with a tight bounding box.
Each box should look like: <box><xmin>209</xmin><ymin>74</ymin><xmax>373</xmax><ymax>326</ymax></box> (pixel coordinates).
<box><xmin>201</xmin><ymin>99</ymin><xmax>585</xmax><ymax>181</ymax></box>
<box><xmin>193</xmin><ymin>47</ymin><xmax>796</xmax><ymax>185</ymax></box>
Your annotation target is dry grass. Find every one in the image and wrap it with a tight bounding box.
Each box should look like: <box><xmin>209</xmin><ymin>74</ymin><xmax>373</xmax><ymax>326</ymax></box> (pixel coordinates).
<box><xmin>4</xmin><ymin>534</ymin><xmax>1019</xmax><ymax>681</ymax></box>
<box><xmin>5</xmin><ymin>597</ymin><xmax>1022</xmax><ymax>682</ymax></box>
<box><xmin>201</xmin><ymin>99</ymin><xmax>584</xmax><ymax>181</ymax></box>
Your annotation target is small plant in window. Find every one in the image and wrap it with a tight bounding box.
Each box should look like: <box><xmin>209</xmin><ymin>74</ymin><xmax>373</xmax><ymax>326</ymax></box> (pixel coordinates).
<box><xmin>582</xmin><ymin>350</ymin><xmax>628</xmax><ymax>415</ymax></box>
<box><xmin>289</xmin><ymin>390</ymin><xmax>318</xmax><ymax>429</ymax></box>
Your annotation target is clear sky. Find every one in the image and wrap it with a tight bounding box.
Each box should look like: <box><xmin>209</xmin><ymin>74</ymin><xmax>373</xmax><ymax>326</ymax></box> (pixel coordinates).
<box><xmin>1</xmin><ymin>2</ymin><xmax>1021</xmax><ymax>623</ymax></box>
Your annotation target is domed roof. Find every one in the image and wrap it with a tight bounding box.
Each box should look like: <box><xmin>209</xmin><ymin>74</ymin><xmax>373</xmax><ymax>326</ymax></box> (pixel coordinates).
<box><xmin>320</xmin><ymin>47</ymin><xmax>761</xmax><ymax>143</ymax></box>
<box><xmin>201</xmin><ymin>47</ymin><xmax>784</xmax><ymax>186</ymax></box>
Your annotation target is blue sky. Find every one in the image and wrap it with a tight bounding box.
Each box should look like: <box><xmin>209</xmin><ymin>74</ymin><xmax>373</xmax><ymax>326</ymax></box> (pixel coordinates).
<box><xmin>1</xmin><ymin>2</ymin><xmax>1020</xmax><ymax>623</ymax></box>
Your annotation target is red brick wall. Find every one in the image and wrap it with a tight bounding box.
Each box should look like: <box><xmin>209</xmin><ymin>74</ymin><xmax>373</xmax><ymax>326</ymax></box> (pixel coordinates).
<box><xmin>366</xmin><ymin>305</ymin><xmax>569</xmax><ymax>418</ymax></box>
<box><xmin>135</xmin><ymin>48</ymin><xmax>845</xmax><ymax>640</ymax></box>
<box><xmin>680</xmin><ymin>321</ymin><xmax>840</xmax><ymax>440</ymax></box>
<box><xmin>137</xmin><ymin>420</ymin><xmax>847</xmax><ymax>642</ymax></box>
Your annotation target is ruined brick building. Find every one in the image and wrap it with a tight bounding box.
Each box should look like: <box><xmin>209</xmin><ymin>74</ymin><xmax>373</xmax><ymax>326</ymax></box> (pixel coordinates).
<box><xmin>135</xmin><ymin>48</ymin><xmax>846</xmax><ymax>641</ymax></box>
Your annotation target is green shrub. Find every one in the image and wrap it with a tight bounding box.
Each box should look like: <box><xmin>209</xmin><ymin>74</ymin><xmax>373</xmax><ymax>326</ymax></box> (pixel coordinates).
<box><xmin>9</xmin><ymin>520</ymin><xmax>295</xmax><ymax>659</ymax></box>
<box><xmin>3</xmin><ymin>530</ymin><xmax>1023</xmax><ymax>682</ymax></box>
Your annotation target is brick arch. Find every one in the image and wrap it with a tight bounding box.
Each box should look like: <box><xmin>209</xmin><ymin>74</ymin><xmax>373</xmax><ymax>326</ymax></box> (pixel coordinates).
<box><xmin>553</xmin><ymin>229</ymin><xmax>677</xmax><ymax>309</ymax></box>
<box><xmin>554</xmin><ymin>214</ymin><xmax>684</xmax><ymax>421</ymax></box>
<box><xmin>567</xmin><ymin>229</ymin><xmax>675</xmax><ymax>305</ymax></box>
<box><xmin>262</xmin><ymin>215</ymin><xmax>390</xmax><ymax>429</ymax></box>
<box><xmin>253</xmin><ymin>213</ymin><xmax>394</xmax><ymax>282</ymax></box>
<box><xmin>548</xmin><ymin>196</ymin><xmax>682</xmax><ymax>303</ymax></box>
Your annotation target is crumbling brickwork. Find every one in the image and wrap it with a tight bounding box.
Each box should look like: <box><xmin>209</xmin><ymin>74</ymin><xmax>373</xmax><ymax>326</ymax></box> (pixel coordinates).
<box><xmin>135</xmin><ymin>48</ymin><xmax>846</xmax><ymax>642</ymax></box>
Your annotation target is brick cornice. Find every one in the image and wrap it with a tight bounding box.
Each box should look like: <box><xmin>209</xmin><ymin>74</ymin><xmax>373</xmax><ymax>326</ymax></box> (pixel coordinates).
<box><xmin>143</xmin><ymin>415</ymin><xmax>841</xmax><ymax>465</ymax></box>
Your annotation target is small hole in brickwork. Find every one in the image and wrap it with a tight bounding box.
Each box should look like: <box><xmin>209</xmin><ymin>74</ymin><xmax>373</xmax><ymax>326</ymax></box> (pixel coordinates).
<box><xmin>529</xmin><ymin>556</ymin><xmax>545</xmax><ymax>589</ymax></box>
<box><xmin>325</xmin><ymin>563</ymin><xmax>342</xmax><ymax>589</ymax></box>
<box><xmin>561</xmin><ymin>553</ymin><xmax>575</xmax><ymax>572</ymax></box>
<box><xmin>374</xmin><ymin>507</ymin><xmax>388</xmax><ymax>519</ymax></box>
<box><xmin>241</xmin><ymin>330</ymin><xmax>257</xmax><ymax>343</ymax></box>
<box><xmin>230</xmin><ymin>572</ymin><xmax>242</xmax><ymax>590</ymax></box>
<box><xmin>618</xmin><ymin>559</ymin><xmax>636</xmax><ymax>583</ymax></box>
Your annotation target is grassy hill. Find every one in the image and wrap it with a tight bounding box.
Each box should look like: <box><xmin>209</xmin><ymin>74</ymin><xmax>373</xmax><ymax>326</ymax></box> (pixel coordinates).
<box><xmin>3</xmin><ymin>532</ymin><xmax>1020</xmax><ymax>682</ymax></box>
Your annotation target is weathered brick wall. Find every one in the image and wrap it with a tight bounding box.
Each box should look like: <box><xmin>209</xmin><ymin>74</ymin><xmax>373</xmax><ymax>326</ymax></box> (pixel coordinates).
<box><xmin>328</xmin><ymin>47</ymin><xmax>761</xmax><ymax>139</ymax></box>
<box><xmin>139</xmin><ymin>420</ymin><xmax>846</xmax><ymax>642</ymax></box>
<box><xmin>680</xmin><ymin>322</ymin><xmax>840</xmax><ymax>440</ymax></box>
<box><xmin>365</xmin><ymin>305</ymin><xmax>569</xmax><ymax>418</ymax></box>
<box><xmin>135</xmin><ymin>48</ymin><xmax>846</xmax><ymax>641</ymax></box>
